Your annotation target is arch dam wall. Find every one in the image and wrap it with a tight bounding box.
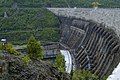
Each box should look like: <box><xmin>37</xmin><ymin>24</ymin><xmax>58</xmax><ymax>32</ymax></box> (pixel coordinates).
<box><xmin>47</xmin><ymin>8</ymin><xmax>120</xmax><ymax>78</ymax></box>
<box><xmin>48</xmin><ymin>8</ymin><xmax>120</xmax><ymax>37</ymax></box>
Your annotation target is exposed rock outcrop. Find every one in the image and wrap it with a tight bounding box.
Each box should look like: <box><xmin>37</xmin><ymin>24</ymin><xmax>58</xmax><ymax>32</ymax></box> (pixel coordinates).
<box><xmin>0</xmin><ymin>57</ymin><xmax>70</xmax><ymax>80</ymax></box>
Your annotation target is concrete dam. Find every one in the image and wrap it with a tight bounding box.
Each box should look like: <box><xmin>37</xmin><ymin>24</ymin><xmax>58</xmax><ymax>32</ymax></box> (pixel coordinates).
<box><xmin>48</xmin><ymin>8</ymin><xmax>120</xmax><ymax>77</ymax></box>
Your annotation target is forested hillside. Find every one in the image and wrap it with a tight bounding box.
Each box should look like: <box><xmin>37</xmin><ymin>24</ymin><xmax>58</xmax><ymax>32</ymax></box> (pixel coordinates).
<box><xmin>0</xmin><ymin>0</ymin><xmax>119</xmax><ymax>44</ymax></box>
<box><xmin>0</xmin><ymin>8</ymin><xmax>60</xmax><ymax>45</ymax></box>
<box><xmin>0</xmin><ymin>0</ymin><xmax>120</xmax><ymax>8</ymax></box>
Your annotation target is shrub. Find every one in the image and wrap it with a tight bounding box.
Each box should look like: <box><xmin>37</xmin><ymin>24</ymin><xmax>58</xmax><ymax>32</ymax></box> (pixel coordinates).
<box><xmin>0</xmin><ymin>42</ymin><xmax>2</xmax><ymax>50</ymax></box>
<box><xmin>5</xmin><ymin>43</ymin><xmax>20</xmax><ymax>56</ymax></box>
<box><xmin>55</xmin><ymin>53</ymin><xmax>65</xmax><ymax>72</ymax></box>
<box><xmin>72</xmin><ymin>69</ymin><xmax>99</xmax><ymax>80</ymax></box>
<box><xmin>22</xmin><ymin>55</ymin><xmax>31</xmax><ymax>65</ymax></box>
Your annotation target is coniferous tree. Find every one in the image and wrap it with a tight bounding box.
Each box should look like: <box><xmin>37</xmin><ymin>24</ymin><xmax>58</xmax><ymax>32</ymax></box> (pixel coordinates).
<box><xmin>27</xmin><ymin>36</ymin><xmax>44</xmax><ymax>60</ymax></box>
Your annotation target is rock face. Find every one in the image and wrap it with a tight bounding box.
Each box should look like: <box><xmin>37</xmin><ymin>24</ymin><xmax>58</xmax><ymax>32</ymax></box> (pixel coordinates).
<box><xmin>59</xmin><ymin>17</ymin><xmax>120</xmax><ymax>78</ymax></box>
<box><xmin>0</xmin><ymin>57</ymin><xmax>70</xmax><ymax>80</ymax></box>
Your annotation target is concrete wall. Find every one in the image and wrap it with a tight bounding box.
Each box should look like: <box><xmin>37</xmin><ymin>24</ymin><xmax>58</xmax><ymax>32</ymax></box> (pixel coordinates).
<box><xmin>47</xmin><ymin>8</ymin><xmax>120</xmax><ymax>37</ymax></box>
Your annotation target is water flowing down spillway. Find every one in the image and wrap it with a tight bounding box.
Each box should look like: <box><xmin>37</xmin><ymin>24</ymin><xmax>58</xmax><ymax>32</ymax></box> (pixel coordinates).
<box><xmin>60</xmin><ymin>50</ymin><xmax>72</xmax><ymax>73</ymax></box>
<box><xmin>59</xmin><ymin>17</ymin><xmax>120</xmax><ymax>78</ymax></box>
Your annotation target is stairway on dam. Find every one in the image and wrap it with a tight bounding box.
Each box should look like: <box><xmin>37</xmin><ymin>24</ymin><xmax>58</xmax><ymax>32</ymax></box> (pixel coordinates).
<box><xmin>59</xmin><ymin>17</ymin><xmax>120</xmax><ymax>78</ymax></box>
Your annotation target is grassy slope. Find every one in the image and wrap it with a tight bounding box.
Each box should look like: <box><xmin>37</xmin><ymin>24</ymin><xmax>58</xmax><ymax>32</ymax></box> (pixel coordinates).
<box><xmin>0</xmin><ymin>8</ymin><xmax>60</xmax><ymax>45</ymax></box>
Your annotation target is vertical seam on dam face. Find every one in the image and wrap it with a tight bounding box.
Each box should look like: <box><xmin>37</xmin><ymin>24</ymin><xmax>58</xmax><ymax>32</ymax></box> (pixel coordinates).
<box><xmin>59</xmin><ymin>17</ymin><xmax>120</xmax><ymax>78</ymax></box>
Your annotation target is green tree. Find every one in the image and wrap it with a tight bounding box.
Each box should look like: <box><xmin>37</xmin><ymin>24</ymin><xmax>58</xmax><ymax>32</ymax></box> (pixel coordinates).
<box><xmin>27</xmin><ymin>36</ymin><xmax>44</xmax><ymax>60</ymax></box>
<box><xmin>44</xmin><ymin>0</ymin><xmax>51</xmax><ymax>7</ymax></box>
<box><xmin>55</xmin><ymin>53</ymin><xmax>65</xmax><ymax>72</ymax></box>
<box><xmin>5</xmin><ymin>43</ymin><xmax>20</xmax><ymax>56</ymax></box>
<box><xmin>72</xmin><ymin>69</ymin><xmax>99</xmax><ymax>80</ymax></box>
<box><xmin>0</xmin><ymin>42</ymin><xmax>2</xmax><ymax>50</ymax></box>
<box><xmin>22</xmin><ymin>55</ymin><xmax>31</xmax><ymax>65</ymax></box>
<box><xmin>41</xmin><ymin>28</ymin><xmax>59</xmax><ymax>42</ymax></box>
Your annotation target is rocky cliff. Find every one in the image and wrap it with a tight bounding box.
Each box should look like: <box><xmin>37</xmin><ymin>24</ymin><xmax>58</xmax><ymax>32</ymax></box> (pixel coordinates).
<box><xmin>0</xmin><ymin>57</ymin><xmax>70</xmax><ymax>80</ymax></box>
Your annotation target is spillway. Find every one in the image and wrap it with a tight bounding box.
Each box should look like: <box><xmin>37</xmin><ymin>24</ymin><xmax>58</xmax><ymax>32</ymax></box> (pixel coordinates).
<box><xmin>60</xmin><ymin>17</ymin><xmax>120</xmax><ymax>78</ymax></box>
